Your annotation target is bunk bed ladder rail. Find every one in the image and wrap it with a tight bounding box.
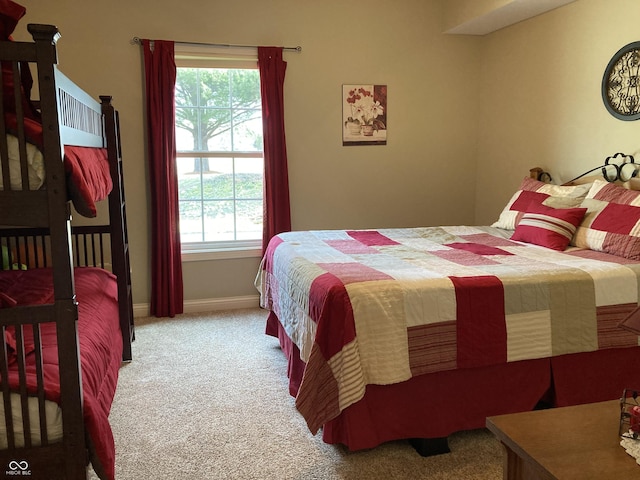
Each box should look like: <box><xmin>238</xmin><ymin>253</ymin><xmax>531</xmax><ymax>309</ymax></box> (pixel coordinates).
<box><xmin>101</xmin><ymin>96</ymin><xmax>134</xmax><ymax>362</ymax></box>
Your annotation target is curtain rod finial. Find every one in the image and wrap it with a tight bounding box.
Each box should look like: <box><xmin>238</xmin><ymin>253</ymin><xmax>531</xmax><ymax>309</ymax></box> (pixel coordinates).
<box><xmin>131</xmin><ymin>37</ymin><xmax>142</xmax><ymax>46</ymax></box>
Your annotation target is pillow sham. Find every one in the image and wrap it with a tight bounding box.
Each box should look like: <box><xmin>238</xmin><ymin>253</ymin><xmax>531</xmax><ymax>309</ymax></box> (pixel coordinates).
<box><xmin>511</xmin><ymin>203</ymin><xmax>587</xmax><ymax>251</ymax></box>
<box><xmin>572</xmin><ymin>179</ymin><xmax>640</xmax><ymax>259</ymax></box>
<box><xmin>492</xmin><ymin>177</ymin><xmax>591</xmax><ymax>230</ymax></box>
<box><xmin>63</xmin><ymin>146</ymin><xmax>112</xmax><ymax>218</ymax></box>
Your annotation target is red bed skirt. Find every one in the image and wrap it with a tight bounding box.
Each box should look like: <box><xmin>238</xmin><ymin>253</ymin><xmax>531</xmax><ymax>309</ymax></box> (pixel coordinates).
<box><xmin>266</xmin><ymin>311</ymin><xmax>640</xmax><ymax>450</ymax></box>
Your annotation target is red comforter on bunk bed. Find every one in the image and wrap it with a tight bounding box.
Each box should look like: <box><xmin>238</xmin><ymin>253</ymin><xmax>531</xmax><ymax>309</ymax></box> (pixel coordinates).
<box><xmin>0</xmin><ymin>267</ymin><xmax>122</xmax><ymax>480</ymax></box>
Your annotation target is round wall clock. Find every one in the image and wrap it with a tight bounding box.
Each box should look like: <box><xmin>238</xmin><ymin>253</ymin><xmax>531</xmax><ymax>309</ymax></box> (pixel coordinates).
<box><xmin>602</xmin><ymin>41</ymin><xmax>640</xmax><ymax>120</ymax></box>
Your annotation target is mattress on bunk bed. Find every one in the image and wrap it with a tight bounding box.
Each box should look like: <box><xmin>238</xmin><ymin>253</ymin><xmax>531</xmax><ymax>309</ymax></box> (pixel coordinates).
<box><xmin>0</xmin><ymin>393</ymin><xmax>62</xmax><ymax>448</ymax></box>
<box><xmin>0</xmin><ymin>133</ymin><xmax>112</xmax><ymax>217</ymax></box>
<box><xmin>256</xmin><ymin>225</ymin><xmax>640</xmax><ymax>434</ymax></box>
<box><xmin>0</xmin><ymin>266</ymin><xmax>122</xmax><ymax>480</ymax></box>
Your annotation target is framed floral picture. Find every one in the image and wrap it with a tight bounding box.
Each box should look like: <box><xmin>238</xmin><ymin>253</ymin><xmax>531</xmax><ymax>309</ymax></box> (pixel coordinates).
<box><xmin>343</xmin><ymin>84</ymin><xmax>387</xmax><ymax>146</ymax></box>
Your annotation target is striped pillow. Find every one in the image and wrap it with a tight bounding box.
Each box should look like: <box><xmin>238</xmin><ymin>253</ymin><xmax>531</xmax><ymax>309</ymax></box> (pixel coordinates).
<box><xmin>511</xmin><ymin>203</ymin><xmax>587</xmax><ymax>251</ymax></box>
<box><xmin>492</xmin><ymin>177</ymin><xmax>591</xmax><ymax>230</ymax></box>
<box><xmin>573</xmin><ymin>179</ymin><xmax>640</xmax><ymax>259</ymax></box>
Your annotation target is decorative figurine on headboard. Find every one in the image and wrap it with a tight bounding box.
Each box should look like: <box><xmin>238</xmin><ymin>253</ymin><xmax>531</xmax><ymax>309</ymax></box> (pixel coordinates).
<box><xmin>529</xmin><ymin>167</ymin><xmax>553</xmax><ymax>183</ymax></box>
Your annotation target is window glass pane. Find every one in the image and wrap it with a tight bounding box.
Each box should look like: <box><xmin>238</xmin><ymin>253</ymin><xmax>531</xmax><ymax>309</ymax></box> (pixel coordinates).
<box><xmin>175</xmin><ymin>107</ymin><xmax>197</xmax><ymax>151</ymax></box>
<box><xmin>179</xmin><ymin>200</ymin><xmax>203</xmax><ymax>242</ymax></box>
<box><xmin>203</xmin><ymin>108</ymin><xmax>232</xmax><ymax>151</ymax></box>
<box><xmin>235</xmin><ymin>157</ymin><xmax>263</xmax><ymax>199</ymax></box>
<box><xmin>236</xmin><ymin>200</ymin><xmax>263</xmax><ymax>240</ymax></box>
<box><xmin>177</xmin><ymin>157</ymin><xmax>202</xmax><ymax>200</ymax></box>
<box><xmin>201</xmin><ymin>157</ymin><xmax>232</xmax><ymax>176</ymax></box>
<box><xmin>204</xmin><ymin>200</ymin><xmax>235</xmax><ymax>241</ymax></box>
<box><xmin>175</xmin><ymin>68</ymin><xmax>198</xmax><ymax>107</ymax></box>
<box><xmin>200</xmin><ymin>68</ymin><xmax>231</xmax><ymax>108</ymax></box>
<box><xmin>230</xmin><ymin>70</ymin><xmax>261</xmax><ymax>109</ymax></box>
<box><xmin>202</xmin><ymin>158</ymin><xmax>232</xmax><ymax>200</ymax></box>
<box><xmin>232</xmin><ymin>114</ymin><xmax>263</xmax><ymax>152</ymax></box>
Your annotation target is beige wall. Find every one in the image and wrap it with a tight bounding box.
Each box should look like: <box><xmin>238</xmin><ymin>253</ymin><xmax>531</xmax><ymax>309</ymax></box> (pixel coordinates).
<box><xmin>14</xmin><ymin>0</ymin><xmax>481</xmax><ymax>309</ymax></box>
<box><xmin>475</xmin><ymin>0</ymin><xmax>640</xmax><ymax>224</ymax></box>
<box><xmin>16</xmin><ymin>0</ymin><xmax>634</xmax><ymax>312</ymax></box>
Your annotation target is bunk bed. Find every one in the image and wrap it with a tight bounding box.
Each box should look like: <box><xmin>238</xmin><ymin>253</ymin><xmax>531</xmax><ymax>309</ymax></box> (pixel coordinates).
<box><xmin>256</xmin><ymin>167</ymin><xmax>640</xmax><ymax>456</ymax></box>
<box><xmin>0</xmin><ymin>18</ymin><xmax>133</xmax><ymax>480</ymax></box>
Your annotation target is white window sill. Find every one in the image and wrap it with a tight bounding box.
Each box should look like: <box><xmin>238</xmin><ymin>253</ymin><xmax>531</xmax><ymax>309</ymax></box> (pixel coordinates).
<box><xmin>181</xmin><ymin>246</ymin><xmax>262</xmax><ymax>262</ymax></box>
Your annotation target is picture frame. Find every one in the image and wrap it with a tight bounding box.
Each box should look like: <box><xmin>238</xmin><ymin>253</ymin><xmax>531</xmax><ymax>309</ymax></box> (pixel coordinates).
<box><xmin>342</xmin><ymin>84</ymin><xmax>387</xmax><ymax>146</ymax></box>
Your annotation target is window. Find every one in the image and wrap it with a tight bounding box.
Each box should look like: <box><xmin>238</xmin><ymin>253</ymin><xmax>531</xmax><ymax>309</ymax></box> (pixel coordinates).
<box><xmin>175</xmin><ymin>47</ymin><xmax>263</xmax><ymax>255</ymax></box>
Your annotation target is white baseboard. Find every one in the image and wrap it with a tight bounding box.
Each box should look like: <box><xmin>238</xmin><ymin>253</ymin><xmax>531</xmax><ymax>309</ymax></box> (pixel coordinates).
<box><xmin>132</xmin><ymin>295</ymin><xmax>261</xmax><ymax>318</ymax></box>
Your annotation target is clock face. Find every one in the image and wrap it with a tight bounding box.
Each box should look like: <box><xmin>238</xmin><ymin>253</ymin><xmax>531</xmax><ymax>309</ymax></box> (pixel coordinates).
<box><xmin>602</xmin><ymin>41</ymin><xmax>640</xmax><ymax>121</ymax></box>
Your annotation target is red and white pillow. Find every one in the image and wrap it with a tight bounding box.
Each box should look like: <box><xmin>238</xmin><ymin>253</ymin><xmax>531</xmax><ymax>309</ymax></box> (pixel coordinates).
<box><xmin>511</xmin><ymin>203</ymin><xmax>587</xmax><ymax>251</ymax></box>
<box><xmin>492</xmin><ymin>177</ymin><xmax>591</xmax><ymax>231</ymax></box>
<box><xmin>572</xmin><ymin>179</ymin><xmax>640</xmax><ymax>260</ymax></box>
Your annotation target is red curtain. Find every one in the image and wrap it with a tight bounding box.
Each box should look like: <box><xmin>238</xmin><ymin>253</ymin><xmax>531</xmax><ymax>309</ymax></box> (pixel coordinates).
<box><xmin>142</xmin><ymin>39</ymin><xmax>183</xmax><ymax>317</ymax></box>
<box><xmin>258</xmin><ymin>47</ymin><xmax>291</xmax><ymax>253</ymax></box>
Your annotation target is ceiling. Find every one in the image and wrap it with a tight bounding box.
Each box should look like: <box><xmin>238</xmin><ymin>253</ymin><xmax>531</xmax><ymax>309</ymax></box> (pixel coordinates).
<box><xmin>444</xmin><ymin>0</ymin><xmax>578</xmax><ymax>35</ymax></box>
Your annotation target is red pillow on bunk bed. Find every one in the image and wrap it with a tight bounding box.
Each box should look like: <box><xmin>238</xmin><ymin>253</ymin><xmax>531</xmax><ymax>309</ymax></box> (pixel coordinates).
<box><xmin>64</xmin><ymin>146</ymin><xmax>112</xmax><ymax>217</ymax></box>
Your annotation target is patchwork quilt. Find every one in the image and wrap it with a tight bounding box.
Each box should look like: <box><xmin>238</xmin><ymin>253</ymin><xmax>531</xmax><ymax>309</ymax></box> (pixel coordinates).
<box><xmin>256</xmin><ymin>226</ymin><xmax>640</xmax><ymax>434</ymax></box>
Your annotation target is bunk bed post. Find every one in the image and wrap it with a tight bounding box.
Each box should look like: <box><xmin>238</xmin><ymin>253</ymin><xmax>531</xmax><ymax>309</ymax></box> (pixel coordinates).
<box><xmin>100</xmin><ymin>95</ymin><xmax>134</xmax><ymax>362</ymax></box>
<box><xmin>27</xmin><ymin>24</ymin><xmax>87</xmax><ymax>479</ymax></box>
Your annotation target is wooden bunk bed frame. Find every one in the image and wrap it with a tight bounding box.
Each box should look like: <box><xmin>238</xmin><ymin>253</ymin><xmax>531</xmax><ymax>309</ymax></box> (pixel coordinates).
<box><xmin>0</xmin><ymin>24</ymin><xmax>133</xmax><ymax>479</ymax></box>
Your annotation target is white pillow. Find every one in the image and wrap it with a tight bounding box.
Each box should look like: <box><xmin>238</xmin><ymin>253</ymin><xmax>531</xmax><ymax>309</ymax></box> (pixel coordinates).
<box><xmin>0</xmin><ymin>134</ymin><xmax>45</xmax><ymax>191</ymax></box>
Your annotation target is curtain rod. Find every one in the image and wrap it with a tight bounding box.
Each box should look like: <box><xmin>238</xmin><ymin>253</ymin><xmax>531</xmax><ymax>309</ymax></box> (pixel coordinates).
<box><xmin>130</xmin><ymin>37</ymin><xmax>302</xmax><ymax>52</ymax></box>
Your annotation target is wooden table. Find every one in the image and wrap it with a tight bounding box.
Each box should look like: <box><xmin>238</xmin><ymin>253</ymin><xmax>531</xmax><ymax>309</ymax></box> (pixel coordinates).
<box><xmin>486</xmin><ymin>400</ymin><xmax>639</xmax><ymax>479</ymax></box>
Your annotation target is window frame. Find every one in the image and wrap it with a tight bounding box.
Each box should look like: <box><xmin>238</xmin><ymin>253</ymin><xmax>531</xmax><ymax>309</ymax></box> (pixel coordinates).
<box><xmin>174</xmin><ymin>45</ymin><xmax>264</xmax><ymax>259</ymax></box>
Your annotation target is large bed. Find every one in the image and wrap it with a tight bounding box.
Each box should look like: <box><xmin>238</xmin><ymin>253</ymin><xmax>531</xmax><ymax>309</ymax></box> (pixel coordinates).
<box><xmin>257</xmin><ymin>167</ymin><xmax>640</xmax><ymax>455</ymax></box>
<box><xmin>0</xmin><ymin>6</ymin><xmax>133</xmax><ymax>480</ymax></box>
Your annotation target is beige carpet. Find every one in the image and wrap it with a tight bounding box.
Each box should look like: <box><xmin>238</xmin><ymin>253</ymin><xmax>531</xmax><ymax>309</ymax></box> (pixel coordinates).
<box><xmin>89</xmin><ymin>308</ymin><xmax>503</xmax><ymax>479</ymax></box>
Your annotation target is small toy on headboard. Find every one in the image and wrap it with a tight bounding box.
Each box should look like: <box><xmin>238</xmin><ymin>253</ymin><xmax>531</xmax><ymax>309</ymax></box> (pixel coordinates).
<box><xmin>529</xmin><ymin>167</ymin><xmax>553</xmax><ymax>183</ymax></box>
